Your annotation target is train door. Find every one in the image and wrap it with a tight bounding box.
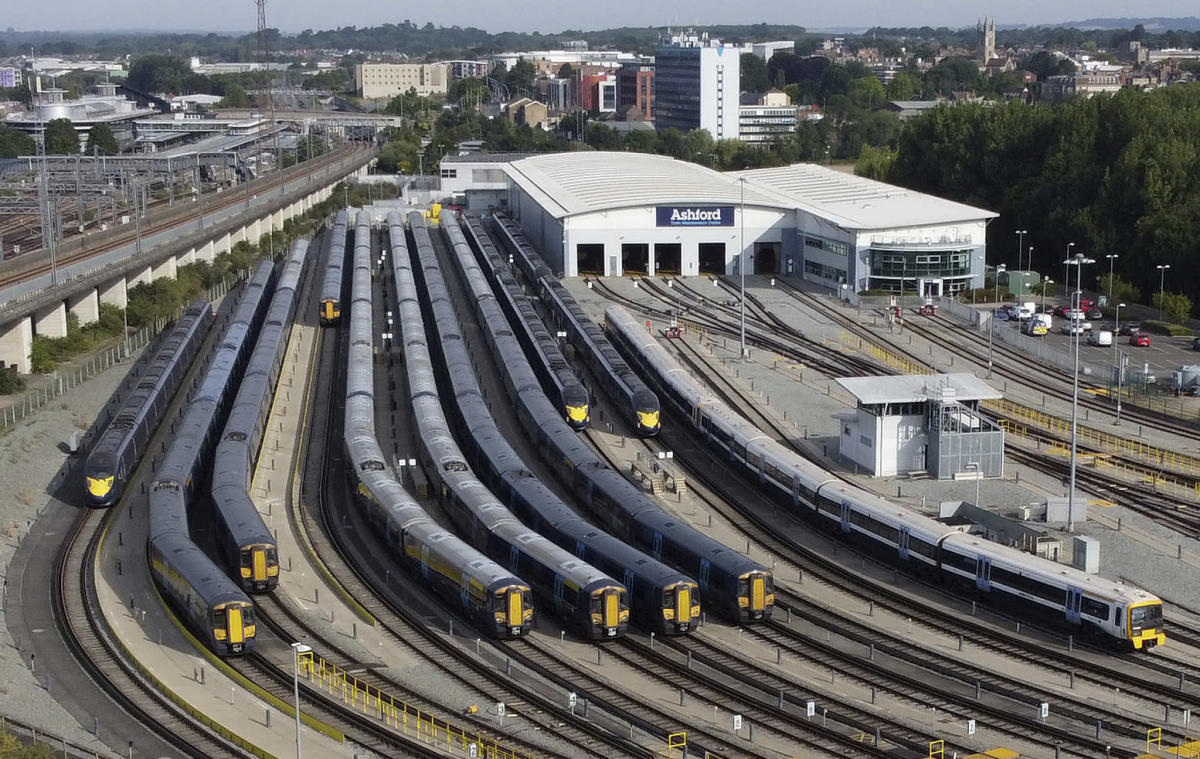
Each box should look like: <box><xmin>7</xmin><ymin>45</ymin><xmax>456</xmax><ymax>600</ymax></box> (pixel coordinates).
<box><xmin>226</xmin><ymin>606</ymin><xmax>245</xmax><ymax>651</ymax></box>
<box><xmin>1065</xmin><ymin>587</ymin><xmax>1082</xmax><ymax>624</ymax></box>
<box><xmin>975</xmin><ymin>556</ymin><xmax>991</xmax><ymax>592</ymax></box>
<box><xmin>575</xmin><ymin>539</ymin><xmax>587</xmax><ymax>558</ymax></box>
<box><xmin>553</xmin><ymin>575</ymin><xmax>565</xmax><ymax>608</ymax></box>
<box><xmin>459</xmin><ymin>571</ymin><xmax>470</xmax><ymax>606</ymax></box>
<box><xmin>251</xmin><ymin>547</ymin><xmax>267</xmax><ymax>587</ymax></box>
<box><xmin>792</xmin><ymin>477</ymin><xmax>803</xmax><ymax>509</ymax></box>
<box><xmin>623</xmin><ymin>569</ymin><xmax>635</xmax><ymax>603</ymax></box>
<box><xmin>506</xmin><ymin>589</ymin><xmax>523</xmax><ymax>631</ymax></box>
<box><xmin>420</xmin><ymin>544</ymin><xmax>430</xmax><ymax>580</ymax></box>
<box><xmin>698</xmin><ymin>559</ymin><xmax>711</xmax><ymax>592</ymax></box>
<box><xmin>604</xmin><ymin>590</ymin><xmax>620</xmax><ymax>631</ymax></box>
<box><xmin>898</xmin><ymin>528</ymin><xmax>910</xmax><ymax>561</ymax></box>
<box><xmin>509</xmin><ymin>545</ymin><xmax>520</xmax><ymax>573</ymax></box>
<box><xmin>652</xmin><ymin>531</ymin><xmax>663</xmax><ymax>560</ymax></box>
<box><xmin>675</xmin><ymin>585</ymin><xmax>691</xmax><ymax>627</ymax></box>
<box><xmin>839</xmin><ymin>500</ymin><xmax>852</xmax><ymax>534</ymax></box>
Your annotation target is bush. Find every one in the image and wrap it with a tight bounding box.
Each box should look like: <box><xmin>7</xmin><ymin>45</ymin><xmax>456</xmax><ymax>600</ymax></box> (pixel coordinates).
<box><xmin>1137</xmin><ymin>320</ymin><xmax>1193</xmax><ymax>337</ymax></box>
<box><xmin>0</xmin><ymin>364</ymin><xmax>24</xmax><ymax>394</ymax></box>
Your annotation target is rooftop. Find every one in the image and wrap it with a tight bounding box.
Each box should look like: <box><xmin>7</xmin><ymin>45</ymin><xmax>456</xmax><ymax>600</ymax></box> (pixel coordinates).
<box><xmin>732</xmin><ymin>163</ymin><xmax>998</xmax><ymax>230</ymax></box>
<box><xmin>836</xmin><ymin>373</ymin><xmax>1003</xmax><ymax>406</ymax></box>
<box><xmin>506</xmin><ymin>151</ymin><xmax>781</xmax><ymax>218</ymax></box>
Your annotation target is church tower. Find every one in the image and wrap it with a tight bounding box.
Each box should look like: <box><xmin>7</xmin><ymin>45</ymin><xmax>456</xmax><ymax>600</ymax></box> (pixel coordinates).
<box><xmin>977</xmin><ymin>17</ymin><xmax>996</xmax><ymax>62</ymax></box>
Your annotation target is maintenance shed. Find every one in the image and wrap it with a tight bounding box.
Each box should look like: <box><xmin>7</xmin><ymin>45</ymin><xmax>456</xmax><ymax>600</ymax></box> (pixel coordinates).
<box><xmin>836</xmin><ymin>373</ymin><xmax>1004</xmax><ymax>479</ymax></box>
<box><xmin>439</xmin><ymin>151</ymin><xmax>998</xmax><ymax>296</ymax></box>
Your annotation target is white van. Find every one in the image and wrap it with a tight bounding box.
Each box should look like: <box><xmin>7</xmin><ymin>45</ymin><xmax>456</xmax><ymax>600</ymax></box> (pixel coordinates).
<box><xmin>1088</xmin><ymin>330</ymin><xmax>1113</xmax><ymax>347</ymax></box>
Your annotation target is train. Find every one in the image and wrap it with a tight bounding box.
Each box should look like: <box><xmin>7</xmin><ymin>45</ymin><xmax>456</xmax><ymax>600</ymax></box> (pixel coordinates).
<box><xmin>209</xmin><ymin>239</ymin><xmax>308</xmax><ymax>592</ymax></box>
<box><xmin>427</xmin><ymin>214</ymin><xmax>701</xmax><ymax>635</ymax></box>
<box><xmin>83</xmin><ymin>300</ymin><xmax>213</xmax><ymax>507</ymax></box>
<box><xmin>605</xmin><ymin>304</ymin><xmax>1167</xmax><ymax>651</ymax></box>
<box><xmin>319</xmin><ymin>210</ymin><xmax>349</xmax><ymax>325</ymax></box>
<box><xmin>492</xmin><ymin>215</ymin><xmax>660</xmax><ymax>436</ymax></box>
<box><xmin>464</xmin><ymin>219</ymin><xmax>588</xmax><ymax>429</ymax></box>
<box><xmin>343</xmin><ymin>212</ymin><xmax>534</xmax><ymax>638</ymax></box>
<box><xmin>147</xmin><ymin>262</ymin><xmax>276</xmax><ymax>656</ymax></box>
<box><xmin>396</xmin><ymin>211</ymin><xmax>630</xmax><ymax>640</ymax></box>
<box><xmin>466</xmin><ymin>215</ymin><xmax>772</xmax><ymax>624</ymax></box>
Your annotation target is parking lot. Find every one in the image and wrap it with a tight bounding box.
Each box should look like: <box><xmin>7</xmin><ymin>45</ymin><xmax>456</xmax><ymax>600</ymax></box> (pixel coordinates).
<box><xmin>992</xmin><ymin>308</ymin><xmax>1200</xmax><ymax>383</ymax></box>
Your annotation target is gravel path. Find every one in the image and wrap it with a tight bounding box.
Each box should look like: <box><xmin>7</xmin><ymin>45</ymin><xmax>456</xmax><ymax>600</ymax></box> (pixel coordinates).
<box><xmin>0</xmin><ymin>348</ymin><xmax>139</xmax><ymax>757</ymax></box>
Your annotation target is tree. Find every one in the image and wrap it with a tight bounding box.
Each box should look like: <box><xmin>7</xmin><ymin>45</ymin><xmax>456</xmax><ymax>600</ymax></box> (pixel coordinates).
<box><xmin>127</xmin><ymin>54</ymin><xmax>196</xmax><ymax>94</ymax></box>
<box><xmin>1022</xmin><ymin>51</ymin><xmax>1075</xmax><ymax>82</ymax></box>
<box><xmin>85</xmin><ymin>123</ymin><xmax>119</xmax><ymax>155</ymax></box>
<box><xmin>885</xmin><ymin>72</ymin><xmax>921</xmax><ymax>101</ymax></box>
<box><xmin>740</xmin><ymin>53</ymin><xmax>770</xmax><ymax>92</ymax></box>
<box><xmin>0</xmin><ymin>125</ymin><xmax>35</xmax><ymax>158</ymax></box>
<box><xmin>504</xmin><ymin>60</ymin><xmax>536</xmax><ymax>97</ymax></box>
<box><xmin>556</xmin><ymin>63</ymin><xmax>576</xmax><ymax>80</ymax></box>
<box><xmin>1154</xmin><ymin>291</ymin><xmax>1192</xmax><ymax>325</ymax></box>
<box><xmin>43</xmin><ymin>118</ymin><xmax>80</xmax><ymax>155</ymax></box>
<box><xmin>218</xmin><ymin>82</ymin><xmax>249</xmax><ymax>108</ymax></box>
<box><xmin>1099</xmin><ymin>274</ymin><xmax>1141</xmax><ymax>306</ymax></box>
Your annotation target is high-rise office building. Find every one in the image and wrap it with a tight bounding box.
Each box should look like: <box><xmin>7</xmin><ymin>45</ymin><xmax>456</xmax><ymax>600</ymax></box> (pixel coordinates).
<box><xmin>653</xmin><ymin>30</ymin><xmax>740</xmax><ymax>140</ymax></box>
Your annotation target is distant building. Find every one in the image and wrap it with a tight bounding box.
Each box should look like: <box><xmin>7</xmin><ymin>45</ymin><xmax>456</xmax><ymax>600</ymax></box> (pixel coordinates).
<box><xmin>977</xmin><ymin>18</ymin><xmax>997</xmax><ymax>63</ymax></box>
<box><xmin>0</xmin><ymin>67</ymin><xmax>18</xmax><ymax>89</ymax></box>
<box><xmin>731</xmin><ymin>41</ymin><xmax>795</xmax><ymax>61</ymax></box>
<box><xmin>616</xmin><ymin>63</ymin><xmax>654</xmax><ymax>121</ymax></box>
<box><xmin>505</xmin><ymin>98</ymin><xmax>549</xmax><ymax>129</ymax></box>
<box><xmin>738</xmin><ymin>91</ymin><xmax>798</xmax><ymax>145</ymax></box>
<box><xmin>445</xmin><ymin>60</ymin><xmax>491</xmax><ymax>79</ymax></box>
<box><xmin>1042</xmin><ymin>74</ymin><xmax>1122</xmax><ymax>100</ymax></box>
<box><xmin>983</xmin><ymin>57</ymin><xmax>1016</xmax><ymax>76</ymax></box>
<box><xmin>3</xmin><ymin>83</ymin><xmax>158</xmax><ymax>151</ymax></box>
<box><xmin>653</xmin><ymin>30</ymin><xmax>740</xmax><ymax>140</ymax></box>
<box><xmin>354</xmin><ymin>63</ymin><xmax>449</xmax><ymax>99</ymax></box>
<box><xmin>884</xmin><ymin>99</ymin><xmax>948</xmax><ymax>120</ymax></box>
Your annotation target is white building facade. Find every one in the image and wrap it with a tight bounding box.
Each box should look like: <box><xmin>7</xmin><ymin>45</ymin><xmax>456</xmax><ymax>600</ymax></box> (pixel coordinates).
<box><xmin>354</xmin><ymin>63</ymin><xmax>449</xmax><ymax>99</ymax></box>
<box><xmin>653</xmin><ymin>31</ymin><xmax>740</xmax><ymax>140</ymax></box>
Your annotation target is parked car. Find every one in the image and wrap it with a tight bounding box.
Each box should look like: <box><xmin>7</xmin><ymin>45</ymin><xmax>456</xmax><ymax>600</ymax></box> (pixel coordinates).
<box><xmin>1130</xmin><ymin>333</ymin><xmax>1152</xmax><ymax>347</ymax></box>
<box><xmin>1118</xmin><ymin>323</ymin><xmax>1141</xmax><ymax>336</ymax></box>
<box><xmin>1085</xmin><ymin>307</ymin><xmax>1103</xmax><ymax>320</ymax></box>
<box><xmin>1015</xmin><ymin>306</ymin><xmax>1033</xmax><ymax>321</ymax></box>
<box><xmin>1079</xmin><ymin>298</ymin><xmax>1096</xmax><ymax>310</ymax></box>
<box><xmin>1054</xmin><ymin>305</ymin><xmax>1072</xmax><ymax>318</ymax></box>
<box><xmin>1088</xmin><ymin>330</ymin><xmax>1113</xmax><ymax>347</ymax></box>
<box><xmin>1192</xmin><ymin>336</ymin><xmax>1200</xmax><ymax>351</ymax></box>
<box><xmin>1022</xmin><ymin>318</ymin><xmax>1049</xmax><ymax>336</ymax></box>
<box><xmin>1062</xmin><ymin>323</ymin><xmax>1086</xmax><ymax>335</ymax></box>
<box><xmin>993</xmin><ymin>307</ymin><xmax>1010</xmax><ymax>321</ymax></box>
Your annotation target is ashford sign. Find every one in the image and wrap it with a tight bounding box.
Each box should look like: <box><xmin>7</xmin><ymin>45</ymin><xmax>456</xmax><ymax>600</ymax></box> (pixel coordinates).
<box><xmin>656</xmin><ymin>205</ymin><xmax>734</xmax><ymax>227</ymax></box>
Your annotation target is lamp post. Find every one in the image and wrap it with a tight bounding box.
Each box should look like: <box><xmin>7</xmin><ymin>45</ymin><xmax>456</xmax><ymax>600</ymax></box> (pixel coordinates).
<box><xmin>1014</xmin><ymin>229</ymin><xmax>1026</xmax><ymax>268</ymax></box>
<box><xmin>1114</xmin><ymin>302</ymin><xmax>1125</xmax><ymax>426</ymax></box>
<box><xmin>1062</xmin><ymin>242</ymin><xmax>1075</xmax><ymax>300</ymax></box>
<box><xmin>1026</xmin><ymin>245</ymin><xmax>1033</xmax><ymax>273</ymax></box>
<box><xmin>291</xmin><ymin>643</ymin><xmax>313</xmax><ymax>759</ymax></box>
<box><xmin>1156</xmin><ymin>264</ymin><xmax>1171</xmax><ymax>320</ymax></box>
<box><xmin>987</xmin><ymin>264</ymin><xmax>1005</xmax><ymax>379</ymax></box>
<box><xmin>738</xmin><ymin>176</ymin><xmax>747</xmax><ymax>359</ymax></box>
<box><xmin>1105</xmin><ymin>254</ymin><xmax>1118</xmax><ymax>303</ymax></box>
<box><xmin>1063</xmin><ymin>252</ymin><xmax>1095</xmax><ymax>532</ymax></box>
<box><xmin>1039</xmin><ymin>277</ymin><xmax>1053</xmax><ymax>316</ymax></box>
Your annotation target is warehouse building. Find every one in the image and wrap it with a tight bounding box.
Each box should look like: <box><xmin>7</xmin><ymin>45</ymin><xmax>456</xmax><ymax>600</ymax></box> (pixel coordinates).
<box><xmin>438</xmin><ymin>151</ymin><xmax>997</xmax><ymax>296</ymax></box>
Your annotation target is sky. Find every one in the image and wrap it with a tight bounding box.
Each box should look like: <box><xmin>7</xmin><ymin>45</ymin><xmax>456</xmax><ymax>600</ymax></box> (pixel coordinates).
<box><xmin>3</xmin><ymin>0</ymin><xmax>1185</xmax><ymax>35</ymax></box>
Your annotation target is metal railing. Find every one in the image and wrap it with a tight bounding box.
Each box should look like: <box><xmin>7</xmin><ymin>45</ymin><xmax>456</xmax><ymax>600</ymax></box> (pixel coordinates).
<box><xmin>0</xmin><ymin>713</ymin><xmax>116</xmax><ymax>759</ymax></box>
<box><xmin>0</xmin><ymin>274</ymin><xmax>237</xmax><ymax>435</ymax></box>
<box><xmin>300</xmin><ymin>654</ymin><xmax>529</xmax><ymax>759</ymax></box>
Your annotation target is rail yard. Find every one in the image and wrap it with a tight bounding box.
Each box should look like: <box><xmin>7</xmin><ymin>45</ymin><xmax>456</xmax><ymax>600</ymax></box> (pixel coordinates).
<box><xmin>5</xmin><ymin>202</ymin><xmax>1200</xmax><ymax>759</ymax></box>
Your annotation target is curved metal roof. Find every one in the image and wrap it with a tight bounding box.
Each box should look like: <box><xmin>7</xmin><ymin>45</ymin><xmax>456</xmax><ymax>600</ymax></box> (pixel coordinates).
<box><xmin>506</xmin><ymin>151</ymin><xmax>784</xmax><ymax>218</ymax></box>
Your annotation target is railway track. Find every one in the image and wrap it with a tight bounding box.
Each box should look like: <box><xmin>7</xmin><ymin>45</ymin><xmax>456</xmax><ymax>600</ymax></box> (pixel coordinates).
<box><xmin>0</xmin><ymin>145</ymin><xmax>370</xmax><ymax>292</ymax></box>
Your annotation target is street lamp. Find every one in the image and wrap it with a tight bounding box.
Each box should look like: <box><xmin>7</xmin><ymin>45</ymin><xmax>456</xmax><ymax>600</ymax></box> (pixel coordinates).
<box><xmin>987</xmin><ymin>264</ymin><xmax>1006</xmax><ymax>378</ymax></box>
<box><xmin>738</xmin><ymin>176</ymin><xmax>747</xmax><ymax>359</ymax></box>
<box><xmin>1062</xmin><ymin>252</ymin><xmax>1095</xmax><ymax>532</ymax></box>
<box><xmin>1039</xmin><ymin>277</ymin><xmax>1053</xmax><ymax>316</ymax></box>
<box><xmin>1114</xmin><ymin>302</ymin><xmax>1125</xmax><ymax>426</ymax></box>
<box><xmin>1026</xmin><ymin>245</ymin><xmax>1034</xmax><ymax>273</ymax></box>
<box><xmin>1014</xmin><ymin>229</ymin><xmax>1026</xmax><ymax>268</ymax></box>
<box><xmin>1062</xmin><ymin>242</ymin><xmax>1075</xmax><ymax>300</ymax></box>
<box><xmin>1105</xmin><ymin>254</ymin><xmax>1118</xmax><ymax>303</ymax></box>
<box><xmin>1156</xmin><ymin>264</ymin><xmax>1171</xmax><ymax>320</ymax></box>
<box><xmin>291</xmin><ymin>642</ymin><xmax>313</xmax><ymax>759</ymax></box>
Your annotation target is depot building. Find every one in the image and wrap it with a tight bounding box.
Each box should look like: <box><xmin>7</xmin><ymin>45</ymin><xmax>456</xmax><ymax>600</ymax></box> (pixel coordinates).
<box><xmin>438</xmin><ymin>151</ymin><xmax>997</xmax><ymax>297</ymax></box>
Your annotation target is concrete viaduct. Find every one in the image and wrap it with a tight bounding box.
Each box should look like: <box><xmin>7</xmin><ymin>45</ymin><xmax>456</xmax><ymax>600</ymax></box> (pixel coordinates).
<box><xmin>0</xmin><ymin>147</ymin><xmax>374</xmax><ymax>373</ymax></box>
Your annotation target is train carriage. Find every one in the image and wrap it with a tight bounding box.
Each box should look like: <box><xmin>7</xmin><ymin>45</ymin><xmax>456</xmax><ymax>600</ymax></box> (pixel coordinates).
<box><xmin>84</xmin><ymin>300</ymin><xmax>212</xmax><ymax>507</ymax></box>
<box><xmin>604</xmin><ymin>302</ymin><xmax>1166</xmax><ymax>651</ymax></box>
<box><xmin>342</xmin><ymin>210</ymin><xmax>533</xmax><ymax>638</ymax></box>
<box><xmin>318</xmin><ymin>210</ymin><xmax>349</xmax><ymax>325</ymax></box>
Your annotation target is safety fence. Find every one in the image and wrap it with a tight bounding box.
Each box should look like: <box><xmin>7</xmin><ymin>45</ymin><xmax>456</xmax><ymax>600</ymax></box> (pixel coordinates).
<box><xmin>836</xmin><ymin>332</ymin><xmax>928</xmax><ymax>375</ymax></box>
<box><xmin>299</xmin><ymin>653</ymin><xmax>529</xmax><ymax>759</ymax></box>
<box><xmin>0</xmin><ymin>713</ymin><xmax>114</xmax><ymax>759</ymax></box>
<box><xmin>987</xmin><ymin>397</ymin><xmax>1200</xmax><ymax>481</ymax></box>
<box><xmin>1147</xmin><ymin>727</ymin><xmax>1200</xmax><ymax>756</ymax></box>
<box><xmin>0</xmin><ymin>274</ymin><xmax>237</xmax><ymax>435</ymax></box>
